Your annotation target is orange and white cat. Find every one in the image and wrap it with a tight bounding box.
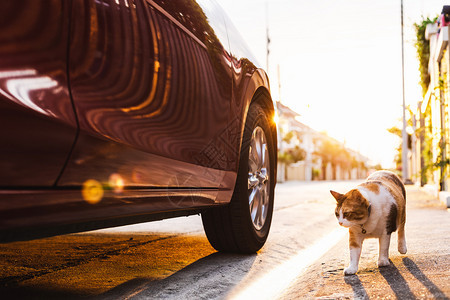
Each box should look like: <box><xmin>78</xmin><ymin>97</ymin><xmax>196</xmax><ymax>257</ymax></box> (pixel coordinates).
<box><xmin>330</xmin><ymin>171</ymin><xmax>407</xmax><ymax>275</ymax></box>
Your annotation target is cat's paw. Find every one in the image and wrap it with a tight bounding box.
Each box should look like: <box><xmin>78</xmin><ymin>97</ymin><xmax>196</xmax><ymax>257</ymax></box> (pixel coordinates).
<box><xmin>344</xmin><ymin>266</ymin><xmax>357</xmax><ymax>275</ymax></box>
<box><xmin>378</xmin><ymin>258</ymin><xmax>390</xmax><ymax>267</ymax></box>
<box><xmin>398</xmin><ymin>242</ymin><xmax>407</xmax><ymax>254</ymax></box>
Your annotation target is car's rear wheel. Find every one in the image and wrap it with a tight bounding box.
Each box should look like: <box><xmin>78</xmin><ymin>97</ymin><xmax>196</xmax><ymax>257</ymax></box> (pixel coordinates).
<box><xmin>201</xmin><ymin>102</ymin><xmax>275</xmax><ymax>253</ymax></box>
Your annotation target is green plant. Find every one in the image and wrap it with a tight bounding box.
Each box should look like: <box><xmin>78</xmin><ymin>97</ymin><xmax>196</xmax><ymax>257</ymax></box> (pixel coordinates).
<box><xmin>282</xmin><ymin>131</ymin><xmax>294</xmax><ymax>143</ymax></box>
<box><xmin>278</xmin><ymin>145</ymin><xmax>306</xmax><ymax>165</ymax></box>
<box><xmin>314</xmin><ymin>138</ymin><xmax>366</xmax><ymax>180</ymax></box>
<box><xmin>312</xmin><ymin>168</ymin><xmax>320</xmax><ymax>180</ymax></box>
<box><xmin>414</xmin><ymin>16</ymin><xmax>438</xmax><ymax>97</ymax></box>
<box><xmin>420</xmin><ymin>104</ymin><xmax>433</xmax><ymax>184</ymax></box>
<box><xmin>387</xmin><ymin>106</ymin><xmax>414</xmax><ymax>173</ymax></box>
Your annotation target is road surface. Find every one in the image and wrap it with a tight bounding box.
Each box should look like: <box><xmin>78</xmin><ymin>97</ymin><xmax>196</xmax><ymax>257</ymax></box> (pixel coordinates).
<box><xmin>0</xmin><ymin>181</ymin><xmax>448</xmax><ymax>299</ymax></box>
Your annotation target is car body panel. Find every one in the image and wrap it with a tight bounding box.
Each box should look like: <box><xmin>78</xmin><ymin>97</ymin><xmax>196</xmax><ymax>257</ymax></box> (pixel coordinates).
<box><xmin>61</xmin><ymin>0</ymin><xmax>234</xmax><ymax>188</ymax></box>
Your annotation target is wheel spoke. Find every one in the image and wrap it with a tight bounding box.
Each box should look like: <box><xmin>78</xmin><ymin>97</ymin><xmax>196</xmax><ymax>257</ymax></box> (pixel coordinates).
<box><xmin>261</xmin><ymin>143</ymin><xmax>267</xmax><ymax>169</ymax></box>
<box><xmin>255</xmin><ymin>133</ymin><xmax>262</xmax><ymax>169</ymax></box>
<box><xmin>249</xmin><ymin>187</ymin><xmax>257</xmax><ymax>207</ymax></box>
<box><xmin>248</xmin><ymin>174</ymin><xmax>259</xmax><ymax>189</ymax></box>
<box><xmin>249</xmin><ymin>188</ymin><xmax>259</xmax><ymax>220</ymax></box>
<box><xmin>249</xmin><ymin>146</ymin><xmax>258</xmax><ymax>173</ymax></box>
<box><xmin>252</xmin><ymin>137</ymin><xmax>260</xmax><ymax>168</ymax></box>
<box><xmin>255</xmin><ymin>189</ymin><xmax>263</xmax><ymax>227</ymax></box>
<box><xmin>247</xmin><ymin>126</ymin><xmax>271</xmax><ymax>231</ymax></box>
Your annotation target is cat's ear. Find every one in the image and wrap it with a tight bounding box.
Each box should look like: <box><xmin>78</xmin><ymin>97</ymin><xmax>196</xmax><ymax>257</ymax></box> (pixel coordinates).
<box><xmin>330</xmin><ymin>190</ymin><xmax>344</xmax><ymax>203</ymax></box>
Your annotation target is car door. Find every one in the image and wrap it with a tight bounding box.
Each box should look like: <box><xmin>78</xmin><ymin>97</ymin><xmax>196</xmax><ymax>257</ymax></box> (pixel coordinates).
<box><xmin>58</xmin><ymin>0</ymin><xmax>235</xmax><ymax>190</ymax></box>
<box><xmin>0</xmin><ymin>0</ymin><xmax>78</xmax><ymax>187</ymax></box>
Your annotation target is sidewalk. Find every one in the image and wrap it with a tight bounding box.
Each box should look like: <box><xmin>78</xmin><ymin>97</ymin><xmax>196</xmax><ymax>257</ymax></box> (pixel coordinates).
<box><xmin>282</xmin><ymin>185</ymin><xmax>450</xmax><ymax>299</ymax></box>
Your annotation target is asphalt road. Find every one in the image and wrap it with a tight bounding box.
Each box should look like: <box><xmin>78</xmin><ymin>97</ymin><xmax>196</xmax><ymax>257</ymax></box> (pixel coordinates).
<box><xmin>0</xmin><ymin>181</ymin><xmax>448</xmax><ymax>299</ymax></box>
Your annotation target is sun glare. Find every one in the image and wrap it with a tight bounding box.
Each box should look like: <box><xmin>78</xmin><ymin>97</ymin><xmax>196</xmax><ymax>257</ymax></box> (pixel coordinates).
<box><xmin>273</xmin><ymin>112</ymin><xmax>280</xmax><ymax>125</ymax></box>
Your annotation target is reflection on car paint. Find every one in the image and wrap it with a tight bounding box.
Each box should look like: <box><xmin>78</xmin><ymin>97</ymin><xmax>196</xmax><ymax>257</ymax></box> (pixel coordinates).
<box><xmin>0</xmin><ymin>0</ymin><xmax>77</xmax><ymax>186</ymax></box>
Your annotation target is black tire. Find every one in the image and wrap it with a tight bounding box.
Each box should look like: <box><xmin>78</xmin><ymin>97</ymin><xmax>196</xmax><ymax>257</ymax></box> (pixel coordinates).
<box><xmin>201</xmin><ymin>102</ymin><xmax>276</xmax><ymax>253</ymax></box>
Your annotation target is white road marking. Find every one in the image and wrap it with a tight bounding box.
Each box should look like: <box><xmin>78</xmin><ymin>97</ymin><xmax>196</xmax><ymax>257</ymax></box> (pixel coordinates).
<box><xmin>230</xmin><ymin>227</ymin><xmax>347</xmax><ymax>300</ymax></box>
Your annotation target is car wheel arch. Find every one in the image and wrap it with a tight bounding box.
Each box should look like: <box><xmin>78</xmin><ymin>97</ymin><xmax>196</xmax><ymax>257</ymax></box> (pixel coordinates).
<box><xmin>236</xmin><ymin>69</ymin><xmax>277</xmax><ymax>182</ymax></box>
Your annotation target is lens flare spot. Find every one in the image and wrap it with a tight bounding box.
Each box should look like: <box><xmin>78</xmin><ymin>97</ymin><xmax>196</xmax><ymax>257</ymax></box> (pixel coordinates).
<box><xmin>109</xmin><ymin>173</ymin><xmax>124</xmax><ymax>193</ymax></box>
<box><xmin>82</xmin><ymin>179</ymin><xmax>104</xmax><ymax>204</ymax></box>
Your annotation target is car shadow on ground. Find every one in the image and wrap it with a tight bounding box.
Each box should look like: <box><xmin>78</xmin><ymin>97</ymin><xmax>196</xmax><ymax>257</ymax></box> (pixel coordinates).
<box><xmin>0</xmin><ymin>286</ymin><xmax>83</xmax><ymax>300</ymax></box>
<box><xmin>99</xmin><ymin>251</ymin><xmax>257</xmax><ymax>299</ymax></box>
<box><xmin>0</xmin><ymin>233</ymin><xmax>257</xmax><ymax>299</ymax></box>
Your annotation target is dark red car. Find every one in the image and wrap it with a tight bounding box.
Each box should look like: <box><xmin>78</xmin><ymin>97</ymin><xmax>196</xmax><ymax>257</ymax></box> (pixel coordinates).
<box><xmin>0</xmin><ymin>0</ymin><xmax>277</xmax><ymax>253</ymax></box>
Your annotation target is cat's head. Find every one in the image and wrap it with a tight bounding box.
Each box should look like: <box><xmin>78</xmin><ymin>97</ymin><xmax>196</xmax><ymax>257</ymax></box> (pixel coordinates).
<box><xmin>330</xmin><ymin>189</ymin><xmax>371</xmax><ymax>228</ymax></box>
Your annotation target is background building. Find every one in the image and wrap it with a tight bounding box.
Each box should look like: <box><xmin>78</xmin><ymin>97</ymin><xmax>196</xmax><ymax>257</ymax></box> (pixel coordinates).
<box><xmin>413</xmin><ymin>6</ymin><xmax>450</xmax><ymax>207</ymax></box>
<box><xmin>276</xmin><ymin>102</ymin><xmax>369</xmax><ymax>182</ymax></box>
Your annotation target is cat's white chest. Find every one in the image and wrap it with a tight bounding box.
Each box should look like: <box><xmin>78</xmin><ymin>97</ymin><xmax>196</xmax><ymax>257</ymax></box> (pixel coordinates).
<box><xmin>365</xmin><ymin>222</ymin><xmax>386</xmax><ymax>237</ymax></box>
<box><xmin>358</xmin><ymin>186</ymin><xmax>396</xmax><ymax>236</ymax></box>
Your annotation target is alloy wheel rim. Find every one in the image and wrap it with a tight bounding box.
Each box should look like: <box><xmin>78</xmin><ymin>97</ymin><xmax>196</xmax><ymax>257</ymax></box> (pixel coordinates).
<box><xmin>248</xmin><ymin>126</ymin><xmax>270</xmax><ymax>230</ymax></box>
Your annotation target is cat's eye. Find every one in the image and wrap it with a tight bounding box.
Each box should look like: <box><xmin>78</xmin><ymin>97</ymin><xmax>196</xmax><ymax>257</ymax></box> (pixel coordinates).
<box><xmin>343</xmin><ymin>212</ymin><xmax>351</xmax><ymax>218</ymax></box>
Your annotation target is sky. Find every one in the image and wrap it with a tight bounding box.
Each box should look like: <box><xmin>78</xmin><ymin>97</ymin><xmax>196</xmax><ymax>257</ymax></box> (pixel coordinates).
<box><xmin>218</xmin><ymin>0</ymin><xmax>448</xmax><ymax>168</ymax></box>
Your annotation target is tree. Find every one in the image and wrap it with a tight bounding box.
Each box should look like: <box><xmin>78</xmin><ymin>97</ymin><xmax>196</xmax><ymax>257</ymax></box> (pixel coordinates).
<box><xmin>278</xmin><ymin>145</ymin><xmax>306</xmax><ymax>165</ymax></box>
<box><xmin>387</xmin><ymin>106</ymin><xmax>413</xmax><ymax>174</ymax></box>
<box><xmin>315</xmin><ymin>138</ymin><xmax>348</xmax><ymax>180</ymax></box>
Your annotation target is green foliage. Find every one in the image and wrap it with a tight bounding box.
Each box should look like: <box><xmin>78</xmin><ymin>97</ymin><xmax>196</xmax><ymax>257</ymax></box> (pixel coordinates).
<box><xmin>387</xmin><ymin>106</ymin><xmax>415</xmax><ymax>173</ymax></box>
<box><xmin>418</xmin><ymin>80</ymin><xmax>450</xmax><ymax>186</ymax></box>
<box><xmin>414</xmin><ymin>16</ymin><xmax>438</xmax><ymax>96</ymax></box>
<box><xmin>387</xmin><ymin>126</ymin><xmax>402</xmax><ymax>138</ymax></box>
<box><xmin>282</xmin><ymin>131</ymin><xmax>294</xmax><ymax>143</ymax></box>
<box><xmin>314</xmin><ymin>138</ymin><xmax>366</xmax><ymax>179</ymax></box>
<box><xmin>315</xmin><ymin>139</ymin><xmax>340</xmax><ymax>165</ymax></box>
<box><xmin>278</xmin><ymin>145</ymin><xmax>306</xmax><ymax>165</ymax></box>
<box><xmin>421</xmin><ymin>106</ymin><xmax>434</xmax><ymax>184</ymax></box>
<box><xmin>387</xmin><ymin>125</ymin><xmax>405</xmax><ymax>170</ymax></box>
<box><xmin>435</xmin><ymin>152</ymin><xmax>450</xmax><ymax>169</ymax></box>
<box><xmin>373</xmin><ymin>164</ymin><xmax>383</xmax><ymax>170</ymax></box>
<box><xmin>312</xmin><ymin>168</ymin><xmax>321</xmax><ymax>180</ymax></box>
<box><xmin>387</xmin><ymin>124</ymin><xmax>402</xmax><ymax>169</ymax></box>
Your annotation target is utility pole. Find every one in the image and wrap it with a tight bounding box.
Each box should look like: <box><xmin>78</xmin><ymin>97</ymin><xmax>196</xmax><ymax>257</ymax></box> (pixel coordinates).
<box><xmin>401</xmin><ymin>0</ymin><xmax>410</xmax><ymax>183</ymax></box>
